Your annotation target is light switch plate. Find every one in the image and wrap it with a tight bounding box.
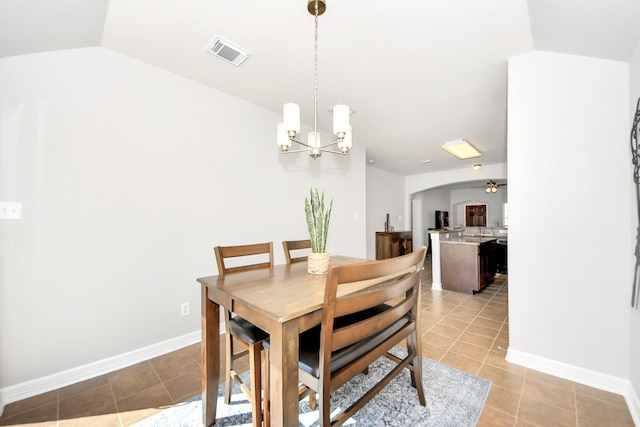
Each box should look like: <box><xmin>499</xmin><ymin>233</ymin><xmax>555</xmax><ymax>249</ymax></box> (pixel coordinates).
<box><xmin>0</xmin><ymin>201</ymin><xmax>22</xmax><ymax>219</ymax></box>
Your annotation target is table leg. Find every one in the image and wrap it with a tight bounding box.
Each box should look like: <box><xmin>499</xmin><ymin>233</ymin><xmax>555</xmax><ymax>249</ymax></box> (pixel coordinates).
<box><xmin>201</xmin><ymin>284</ymin><xmax>220</xmax><ymax>427</ymax></box>
<box><xmin>268</xmin><ymin>319</ymin><xmax>300</xmax><ymax>427</ymax></box>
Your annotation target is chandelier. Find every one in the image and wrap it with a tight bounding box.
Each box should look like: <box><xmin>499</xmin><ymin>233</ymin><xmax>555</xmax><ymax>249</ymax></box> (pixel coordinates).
<box><xmin>277</xmin><ymin>0</ymin><xmax>352</xmax><ymax>159</ymax></box>
<box><xmin>485</xmin><ymin>181</ymin><xmax>499</xmax><ymax>193</ymax></box>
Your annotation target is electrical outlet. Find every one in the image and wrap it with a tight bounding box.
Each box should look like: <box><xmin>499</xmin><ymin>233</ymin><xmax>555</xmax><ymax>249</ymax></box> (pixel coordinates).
<box><xmin>181</xmin><ymin>302</ymin><xmax>190</xmax><ymax>317</ymax></box>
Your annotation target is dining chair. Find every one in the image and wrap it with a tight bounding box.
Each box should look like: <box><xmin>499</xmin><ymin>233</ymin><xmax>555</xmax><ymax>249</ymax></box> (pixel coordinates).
<box><xmin>282</xmin><ymin>239</ymin><xmax>311</xmax><ymax>264</ymax></box>
<box><xmin>297</xmin><ymin>247</ymin><xmax>428</xmax><ymax>427</ymax></box>
<box><xmin>214</xmin><ymin>242</ymin><xmax>273</xmax><ymax>427</ymax></box>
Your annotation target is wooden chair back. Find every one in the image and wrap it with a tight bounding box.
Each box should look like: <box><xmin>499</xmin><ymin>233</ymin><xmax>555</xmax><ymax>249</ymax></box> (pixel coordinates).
<box><xmin>214</xmin><ymin>242</ymin><xmax>274</xmax><ymax>276</ymax></box>
<box><xmin>302</xmin><ymin>247</ymin><xmax>427</xmax><ymax>426</ymax></box>
<box><xmin>214</xmin><ymin>242</ymin><xmax>274</xmax><ymax>427</ymax></box>
<box><xmin>282</xmin><ymin>239</ymin><xmax>311</xmax><ymax>264</ymax></box>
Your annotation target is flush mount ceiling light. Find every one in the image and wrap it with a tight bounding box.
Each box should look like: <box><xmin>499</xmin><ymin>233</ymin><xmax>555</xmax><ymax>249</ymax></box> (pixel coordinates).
<box><xmin>485</xmin><ymin>181</ymin><xmax>499</xmax><ymax>193</ymax></box>
<box><xmin>472</xmin><ymin>163</ymin><xmax>482</xmax><ymax>170</ymax></box>
<box><xmin>276</xmin><ymin>0</ymin><xmax>352</xmax><ymax>159</ymax></box>
<box><xmin>441</xmin><ymin>139</ymin><xmax>482</xmax><ymax>160</ymax></box>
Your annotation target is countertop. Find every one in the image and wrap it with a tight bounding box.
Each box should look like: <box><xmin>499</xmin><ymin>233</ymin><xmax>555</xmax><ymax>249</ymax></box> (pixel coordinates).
<box><xmin>440</xmin><ymin>236</ymin><xmax>498</xmax><ymax>246</ymax></box>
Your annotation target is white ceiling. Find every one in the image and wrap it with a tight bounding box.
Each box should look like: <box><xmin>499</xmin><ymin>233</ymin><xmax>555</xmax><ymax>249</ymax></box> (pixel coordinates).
<box><xmin>2</xmin><ymin>0</ymin><xmax>640</xmax><ymax>176</ymax></box>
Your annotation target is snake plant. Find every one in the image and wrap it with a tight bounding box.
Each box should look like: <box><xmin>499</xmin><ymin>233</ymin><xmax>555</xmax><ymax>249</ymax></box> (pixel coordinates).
<box><xmin>305</xmin><ymin>187</ymin><xmax>333</xmax><ymax>253</ymax></box>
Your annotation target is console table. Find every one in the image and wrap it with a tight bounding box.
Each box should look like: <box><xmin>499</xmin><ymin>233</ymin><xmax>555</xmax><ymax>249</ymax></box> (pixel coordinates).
<box><xmin>376</xmin><ymin>231</ymin><xmax>413</xmax><ymax>260</ymax></box>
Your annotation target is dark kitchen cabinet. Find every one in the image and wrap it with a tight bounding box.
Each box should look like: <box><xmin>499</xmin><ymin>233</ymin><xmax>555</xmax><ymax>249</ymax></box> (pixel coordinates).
<box><xmin>494</xmin><ymin>240</ymin><xmax>508</xmax><ymax>274</ymax></box>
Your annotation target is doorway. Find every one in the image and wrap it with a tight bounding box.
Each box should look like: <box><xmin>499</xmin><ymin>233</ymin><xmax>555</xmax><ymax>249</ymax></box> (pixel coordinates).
<box><xmin>465</xmin><ymin>204</ymin><xmax>487</xmax><ymax>227</ymax></box>
<box><xmin>411</xmin><ymin>198</ymin><xmax>423</xmax><ymax>249</ymax></box>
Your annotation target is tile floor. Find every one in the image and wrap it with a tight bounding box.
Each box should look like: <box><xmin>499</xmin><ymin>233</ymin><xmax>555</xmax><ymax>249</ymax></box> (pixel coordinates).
<box><xmin>0</xmin><ymin>256</ymin><xmax>635</xmax><ymax>426</ymax></box>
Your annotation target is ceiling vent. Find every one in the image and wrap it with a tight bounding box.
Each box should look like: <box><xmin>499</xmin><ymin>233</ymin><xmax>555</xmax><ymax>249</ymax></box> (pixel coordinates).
<box><xmin>206</xmin><ymin>35</ymin><xmax>251</xmax><ymax>66</ymax></box>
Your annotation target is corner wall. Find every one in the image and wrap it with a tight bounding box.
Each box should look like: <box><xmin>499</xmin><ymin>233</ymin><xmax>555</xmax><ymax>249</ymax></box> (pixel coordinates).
<box><xmin>365</xmin><ymin>165</ymin><xmax>406</xmax><ymax>260</ymax></box>
<box><xmin>507</xmin><ymin>51</ymin><xmax>632</xmax><ymax>393</ymax></box>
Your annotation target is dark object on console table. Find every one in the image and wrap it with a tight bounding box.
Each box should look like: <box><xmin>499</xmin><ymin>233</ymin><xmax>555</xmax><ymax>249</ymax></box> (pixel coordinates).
<box><xmin>441</xmin><ymin>238</ymin><xmax>496</xmax><ymax>294</ymax></box>
<box><xmin>376</xmin><ymin>231</ymin><xmax>413</xmax><ymax>260</ymax></box>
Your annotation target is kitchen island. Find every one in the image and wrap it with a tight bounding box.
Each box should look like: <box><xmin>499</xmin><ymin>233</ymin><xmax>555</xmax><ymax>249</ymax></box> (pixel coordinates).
<box><xmin>441</xmin><ymin>236</ymin><xmax>497</xmax><ymax>294</ymax></box>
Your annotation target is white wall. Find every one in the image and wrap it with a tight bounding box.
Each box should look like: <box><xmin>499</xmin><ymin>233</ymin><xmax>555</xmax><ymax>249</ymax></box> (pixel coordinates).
<box><xmin>0</xmin><ymin>47</ymin><xmax>367</xmax><ymax>394</ymax></box>
<box><xmin>420</xmin><ymin>187</ymin><xmax>450</xmax><ymax>230</ymax></box>
<box><xmin>629</xmin><ymin>39</ymin><xmax>640</xmax><ymax>418</ymax></box>
<box><xmin>507</xmin><ymin>51</ymin><xmax>632</xmax><ymax>382</ymax></box>
<box><xmin>365</xmin><ymin>165</ymin><xmax>405</xmax><ymax>260</ymax></box>
<box><xmin>405</xmin><ymin>163</ymin><xmax>507</xmax><ymax>196</ymax></box>
<box><xmin>411</xmin><ymin>192</ymin><xmax>424</xmax><ymax>248</ymax></box>
<box><xmin>450</xmin><ymin>187</ymin><xmax>507</xmax><ymax>228</ymax></box>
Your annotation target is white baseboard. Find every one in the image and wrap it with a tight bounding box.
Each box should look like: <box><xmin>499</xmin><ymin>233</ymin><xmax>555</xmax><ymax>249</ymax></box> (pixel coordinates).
<box><xmin>0</xmin><ymin>330</ymin><xmax>201</xmax><ymax>416</ymax></box>
<box><xmin>507</xmin><ymin>348</ymin><xmax>640</xmax><ymax>426</ymax></box>
<box><xmin>625</xmin><ymin>381</ymin><xmax>640</xmax><ymax>427</ymax></box>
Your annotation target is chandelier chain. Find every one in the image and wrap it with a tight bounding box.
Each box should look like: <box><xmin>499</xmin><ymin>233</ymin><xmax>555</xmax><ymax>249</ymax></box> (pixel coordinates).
<box><xmin>313</xmin><ymin>1</ymin><xmax>319</xmax><ymax>136</ymax></box>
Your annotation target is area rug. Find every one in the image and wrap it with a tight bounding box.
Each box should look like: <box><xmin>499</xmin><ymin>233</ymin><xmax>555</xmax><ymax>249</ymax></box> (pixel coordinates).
<box><xmin>134</xmin><ymin>347</ymin><xmax>491</xmax><ymax>427</ymax></box>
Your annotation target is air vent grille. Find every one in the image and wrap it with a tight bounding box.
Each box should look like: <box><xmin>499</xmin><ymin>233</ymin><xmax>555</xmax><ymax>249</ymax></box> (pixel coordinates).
<box><xmin>206</xmin><ymin>35</ymin><xmax>251</xmax><ymax>66</ymax></box>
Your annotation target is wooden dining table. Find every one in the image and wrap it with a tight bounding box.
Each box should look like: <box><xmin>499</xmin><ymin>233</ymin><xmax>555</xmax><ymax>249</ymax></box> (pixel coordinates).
<box><xmin>197</xmin><ymin>255</ymin><xmax>364</xmax><ymax>427</ymax></box>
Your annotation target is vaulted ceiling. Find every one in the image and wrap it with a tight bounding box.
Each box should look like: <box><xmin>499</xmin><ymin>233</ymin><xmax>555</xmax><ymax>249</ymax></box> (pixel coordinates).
<box><xmin>2</xmin><ymin>0</ymin><xmax>640</xmax><ymax>176</ymax></box>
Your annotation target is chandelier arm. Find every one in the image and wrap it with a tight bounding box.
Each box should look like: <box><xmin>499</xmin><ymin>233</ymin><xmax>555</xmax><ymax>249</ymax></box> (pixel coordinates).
<box><xmin>318</xmin><ymin>138</ymin><xmax>344</xmax><ymax>148</ymax></box>
<box><xmin>281</xmin><ymin>148</ymin><xmax>346</xmax><ymax>156</ymax></box>
<box><xmin>288</xmin><ymin>138</ymin><xmax>315</xmax><ymax>149</ymax></box>
<box><xmin>318</xmin><ymin>149</ymin><xmax>348</xmax><ymax>155</ymax></box>
<box><xmin>287</xmin><ymin>137</ymin><xmax>347</xmax><ymax>152</ymax></box>
<box><xmin>281</xmin><ymin>148</ymin><xmax>314</xmax><ymax>154</ymax></box>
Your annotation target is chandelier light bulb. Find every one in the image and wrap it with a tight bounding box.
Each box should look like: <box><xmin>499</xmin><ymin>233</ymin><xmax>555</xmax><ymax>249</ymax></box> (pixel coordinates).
<box><xmin>308</xmin><ymin>131</ymin><xmax>321</xmax><ymax>148</ymax></box>
<box><xmin>283</xmin><ymin>103</ymin><xmax>300</xmax><ymax>135</ymax></box>
<box><xmin>333</xmin><ymin>104</ymin><xmax>350</xmax><ymax>136</ymax></box>
<box><xmin>338</xmin><ymin>125</ymin><xmax>353</xmax><ymax>153</ymax></box>
<box><xmin>277</xmin><ymin>122</ymin><xmax>292</xmax><ymax>150</ymax></box>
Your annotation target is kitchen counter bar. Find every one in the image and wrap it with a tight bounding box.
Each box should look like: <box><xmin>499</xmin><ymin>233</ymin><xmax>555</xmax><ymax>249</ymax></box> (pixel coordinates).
<box><xmin>440</xmin><ymin>236</ymin><xmax>496</xmax><ymax>293</ymax></box>
<box><xmin>441</xmin><ymin>236</ymin><xmax>497</xmax><ymax>246</ymax></box>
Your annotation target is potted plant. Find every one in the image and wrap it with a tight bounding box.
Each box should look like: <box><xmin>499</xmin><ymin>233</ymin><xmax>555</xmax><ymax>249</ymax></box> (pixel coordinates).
<box><xmin>305</xmin><ymin>187</ymin><xmax>332</xmax><ymax>274</ymax></box>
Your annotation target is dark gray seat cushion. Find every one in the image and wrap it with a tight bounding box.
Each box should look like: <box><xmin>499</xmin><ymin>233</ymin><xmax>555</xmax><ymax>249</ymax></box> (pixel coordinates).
<box><xmin>263</xmin><ymin>304</ymin><xmax>407</xmax><ymax>378</ymax></box>
<box><xmin>229</xmin><ymin>316</ymin><xmax>269</xmax><ymax>344</ymax></box>
<box><xmin>298</xmin><ymin>304</ymin><xmax>409</xmax><ymax>378</ymax></box>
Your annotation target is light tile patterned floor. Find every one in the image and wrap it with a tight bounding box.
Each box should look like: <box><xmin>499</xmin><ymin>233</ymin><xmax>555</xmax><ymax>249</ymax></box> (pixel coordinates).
<box><xmin>0</xmin><ymin>256</ymin><xmax>634</xmax><ymax>426</ymax></box>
